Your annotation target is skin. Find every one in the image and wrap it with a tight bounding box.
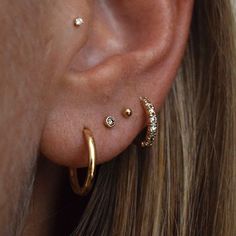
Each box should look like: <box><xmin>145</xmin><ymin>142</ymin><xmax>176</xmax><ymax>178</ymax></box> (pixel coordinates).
<box><xmin>0</xmin><ymin>0</ymin><xmax>193</xmax><ymax>235</ymax></box>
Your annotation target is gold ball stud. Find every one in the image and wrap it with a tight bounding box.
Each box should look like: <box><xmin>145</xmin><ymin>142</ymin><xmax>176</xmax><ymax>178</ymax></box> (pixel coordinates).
<box><xmin>122</xmin><ymin>108</ymin><xmax>133</xmax><ymax>118</ymax></box>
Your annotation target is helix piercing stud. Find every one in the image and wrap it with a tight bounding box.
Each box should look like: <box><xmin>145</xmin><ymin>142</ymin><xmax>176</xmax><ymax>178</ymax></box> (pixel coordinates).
<box><xmin>104</xmin><ymin>116</ymin><xmax>116</xmax><ymax>128</ymax></box>
<box><xmin>122</xmin><ymin>108</ymin><xmax>133</xmax><ymax>118</ymax></box>
<box><xmin>140</xmin><ymin>97</ymin><xmax>158</xmax><ymax>147</ymax></box>
<box><xmin>74</xmin><ymin>17</ymin><xmax>84</xmax><ymax>27</ymax></box>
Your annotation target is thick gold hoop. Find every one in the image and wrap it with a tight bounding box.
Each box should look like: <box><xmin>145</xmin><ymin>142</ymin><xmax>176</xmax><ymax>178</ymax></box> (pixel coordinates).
<box><xmin>69</xmin><ymin>128</ymin><xmax>96</xmax><ymax>196</ymax></box>
<box><xmin>140</xmin><ymin>97</ymin><xmax>158</xmax><ymax>147</ymax></box>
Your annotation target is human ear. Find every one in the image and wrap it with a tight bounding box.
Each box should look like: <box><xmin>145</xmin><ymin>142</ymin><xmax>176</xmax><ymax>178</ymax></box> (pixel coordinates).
<box><xmin>40</xmin><ymin>0</ymin><xmax>194</xmax><ymax>167</ymax></box>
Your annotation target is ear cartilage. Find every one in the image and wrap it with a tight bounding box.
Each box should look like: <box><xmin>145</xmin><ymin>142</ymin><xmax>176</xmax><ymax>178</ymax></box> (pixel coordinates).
<box><xmin>104</xmin><ymin>116</ymin><xmax>116</xmax><ymax>128</ymax></box>
<box><xmin>74</xmin><ymin>17</ymin><xmax>84</xmax><ymax>27</ymax></box>
<box><xmin>122</xmin><ymin>108</ymin><xmax>133</xmax><ymax>118</ymax></box>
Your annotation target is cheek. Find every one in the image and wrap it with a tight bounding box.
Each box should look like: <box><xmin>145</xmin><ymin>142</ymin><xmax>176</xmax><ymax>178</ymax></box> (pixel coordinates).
<box><xmin>0</xmin><ymin>3</ymin><xmax>57</xmax><ymax>104</ymax></box>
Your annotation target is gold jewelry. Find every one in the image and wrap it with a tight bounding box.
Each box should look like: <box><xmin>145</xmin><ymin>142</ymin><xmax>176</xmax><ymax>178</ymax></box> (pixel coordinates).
<box><xmin>74</xmin><ymin>17</ymin><xmax>84</xmax><ymax>27</ymax></box>
<box><xmin>122</xmin><ymin>108</ymin><xmax>133</xmax><ymax>118</ymax></box>
<box><xmin>69</xmin><ymin>128</ymin><xmax>96</xmax><ymax>196</ymax></box>
<box><xmin>104</xmin><ymin>116</ymin><xmax>116</xmax><ymax>128</ymax></box>
<box><xmin>140</xmin><ymin>97</ymin><xmax>158</xmax><ymax>147</ymax></box>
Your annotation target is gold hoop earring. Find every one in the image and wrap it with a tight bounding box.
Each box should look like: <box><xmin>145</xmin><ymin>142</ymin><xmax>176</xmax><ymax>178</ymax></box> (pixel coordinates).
<box><xmin>69</xmin><ymin>128</ymin><xmax>96</xmax><ymax>196</ymax></box>
<box><xmin>140</xmin><ymin>97</ymin><xmax>158</xmax><ymax>147</ymax></box>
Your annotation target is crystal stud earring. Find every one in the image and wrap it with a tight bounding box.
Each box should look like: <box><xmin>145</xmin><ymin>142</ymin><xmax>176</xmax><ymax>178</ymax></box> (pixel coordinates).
<box><xmin>104</xmin><ymin>116</ymin><xmax>116</xmax><ymax>128</ymax></box>
<box><xmin>74</xmin><ymin>17</ymin><xmax>84</xmax><ymax>27</ymax></box>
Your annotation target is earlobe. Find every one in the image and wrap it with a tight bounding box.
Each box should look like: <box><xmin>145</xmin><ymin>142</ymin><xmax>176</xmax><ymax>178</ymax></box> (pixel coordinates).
<box><xmin>40</xmin><ymin>0</ymin><xmax>194</xmax><ymax>168</ymax></box>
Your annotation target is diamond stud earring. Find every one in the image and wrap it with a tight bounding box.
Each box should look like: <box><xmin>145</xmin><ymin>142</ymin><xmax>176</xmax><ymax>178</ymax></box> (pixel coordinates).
<box><xmin>104</xmin><ymin>116</ymin><xmax>116</xmax><ymax>128</ymax></box>
<box><xmin>74</xmin><ymin>17</ymin><xmax>84</xmax><ymax>27</ymax></box>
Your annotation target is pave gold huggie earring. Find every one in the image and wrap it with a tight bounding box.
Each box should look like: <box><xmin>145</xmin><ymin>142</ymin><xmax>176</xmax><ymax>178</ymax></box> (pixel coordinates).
<box><xmin>69</xmin><ymin>128</ymin><xmax>96</xmax><ymax>196</ymax></box>
<box><xmin>140</xmin><ymin>97</ymin><xmax>158</xmax><ymax>147</ymax></box>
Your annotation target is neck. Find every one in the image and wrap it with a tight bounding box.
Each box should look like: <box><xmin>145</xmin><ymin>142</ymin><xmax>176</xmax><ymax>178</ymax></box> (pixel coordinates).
<box><xmin>22</xmin><ymin>158</ymin><xmax>67</xmax><ymax>236</ymax></box>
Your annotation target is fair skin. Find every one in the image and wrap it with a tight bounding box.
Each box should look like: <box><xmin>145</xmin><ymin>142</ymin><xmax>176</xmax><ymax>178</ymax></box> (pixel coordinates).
<box><xmin>0</xmin><ymin>0</ymin><xmax>193</xmax><ymax>235</ymax></box>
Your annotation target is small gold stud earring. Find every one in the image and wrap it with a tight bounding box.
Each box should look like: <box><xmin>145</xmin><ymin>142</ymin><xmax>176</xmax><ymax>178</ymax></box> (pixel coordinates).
<box><xmin>122</xmin><ymin>108</ymin><xmax>133</xmax><ymax>118</ymax></box>
<box><xmin>104</xmin><ymin>116</ymin><xmax>116</xmax><ymax>128</ymax></box>
<box><xmin>74</xmin><ymin>17</ymin><xmax>84</xmax><ymax>27</ymax></box>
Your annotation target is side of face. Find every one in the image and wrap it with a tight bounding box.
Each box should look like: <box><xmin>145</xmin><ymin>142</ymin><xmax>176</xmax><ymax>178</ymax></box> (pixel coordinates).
<box><xmin>0</xmin><ymin>0</ymin><xmax>193</xmax><ymax>234</ymax></box>
<box><xmin>0</xmin><ymin>0</ymin><xmax>62</xmax><ymax>234</ymax></box>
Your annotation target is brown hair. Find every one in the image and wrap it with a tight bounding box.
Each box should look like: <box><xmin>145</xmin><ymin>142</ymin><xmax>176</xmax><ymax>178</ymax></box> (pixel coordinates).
<box><xmin>74</xmin><ymin>0</ymin><xmax>236</xmax><ymax>235</ymax></box>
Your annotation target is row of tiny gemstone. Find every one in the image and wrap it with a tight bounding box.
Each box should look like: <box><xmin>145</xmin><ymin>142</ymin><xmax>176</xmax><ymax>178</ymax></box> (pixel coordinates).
<box><xmin>142</xmin><ymin>97</ymin><xmax>158</xmax><ymax>147</ymax></box>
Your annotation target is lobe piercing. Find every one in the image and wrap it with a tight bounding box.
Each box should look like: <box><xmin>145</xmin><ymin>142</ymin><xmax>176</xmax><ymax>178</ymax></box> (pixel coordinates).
<box><xmin>74</xmin><ymin>17</ymin><xmax>84</xmax><ymax>27</ymax></box>
<box><xmin>122</xmin><ymin>108</ymin><xmax>133</xmax><ymax>118</ymax></box>
<box><xmin>104</xmin><ymin>116</ymin><xmax>116</xmax><ymax>128</ymax></box>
